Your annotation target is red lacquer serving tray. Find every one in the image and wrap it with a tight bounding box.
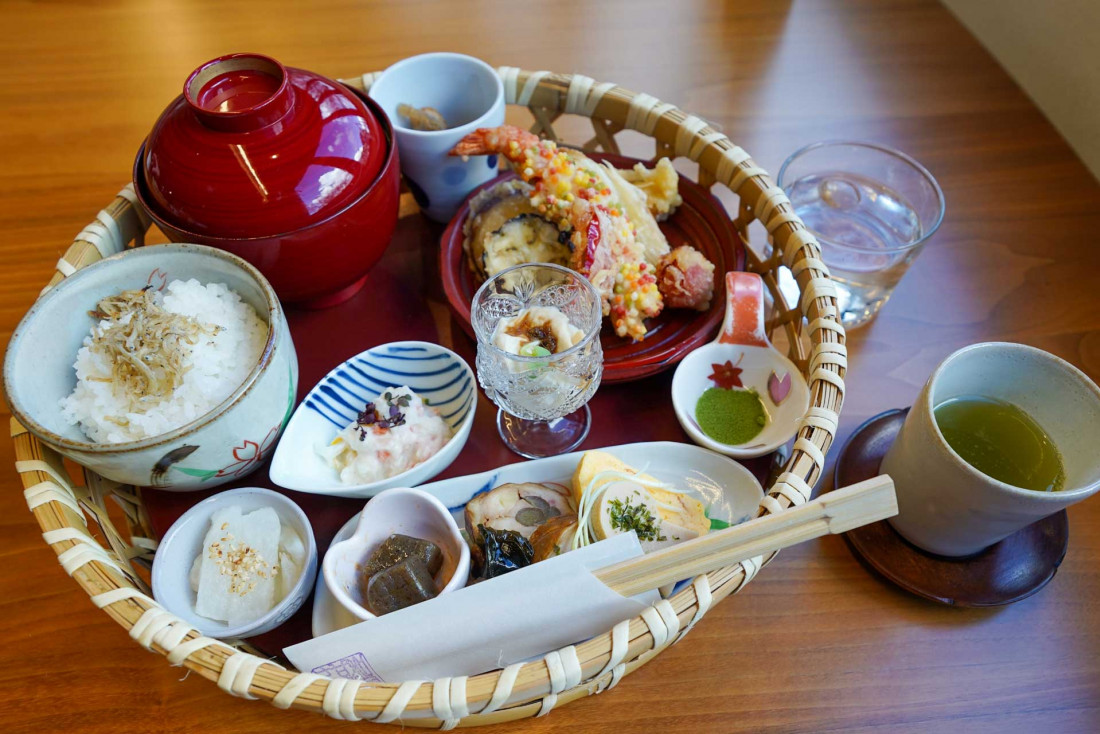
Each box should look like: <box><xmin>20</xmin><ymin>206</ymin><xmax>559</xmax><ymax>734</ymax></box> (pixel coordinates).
<box><xmin>440</xmin><ymin>153</ymin><xmax>746</xmax><ymax>383</ymax></box>
<box><xmin>143</xmin><ymin>202</ymin><xmax>767</xmax><ymax>661</ymax></box>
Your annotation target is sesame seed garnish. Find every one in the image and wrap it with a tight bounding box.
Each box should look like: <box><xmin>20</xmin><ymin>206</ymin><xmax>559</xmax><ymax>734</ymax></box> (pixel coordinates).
<box><xmin>207</xmin><ymin>532</ymin><xmax>275</xmax><ymax>596</ymax></box>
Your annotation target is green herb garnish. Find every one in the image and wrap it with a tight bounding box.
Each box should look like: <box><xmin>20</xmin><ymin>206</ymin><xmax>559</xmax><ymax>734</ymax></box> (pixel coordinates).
<box><xmin>381</xmin><ymin>390</ymin><xmax>412</xmax><ymax>408</ymax></box>
<box><xmin>608</xmin><ymin>497</ymin><xmax>665</xmax><ymax>542</ymax></box>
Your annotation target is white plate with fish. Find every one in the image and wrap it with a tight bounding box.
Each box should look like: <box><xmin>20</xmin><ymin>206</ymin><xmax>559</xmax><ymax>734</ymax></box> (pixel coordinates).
<box><xmin>270</xmin><ymin>341</ymin><xmax>476</xmax><ymax>498</ymax></box>
<box><xmin>311</xmin><ymin>441</ymin><xmax>763</xmax><ymax>636</ymax></box>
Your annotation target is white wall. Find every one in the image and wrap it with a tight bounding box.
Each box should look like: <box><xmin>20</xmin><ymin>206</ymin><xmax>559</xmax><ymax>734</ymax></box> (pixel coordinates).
<box><xmin>943</xmin><ymin>0</ymin><xmax>1100</xmax><ymax>180</ymax></box>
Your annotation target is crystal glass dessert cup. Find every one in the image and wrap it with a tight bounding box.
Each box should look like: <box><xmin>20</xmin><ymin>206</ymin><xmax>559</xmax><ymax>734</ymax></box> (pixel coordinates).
<box><xmin>133</xmin><ymin>53</ymin><xmax>401</xmax><ymax>308</ymax></box>
<box><xmin>472</xmin><ymin>264</ymin><xmax>603</xmax><ymax>458</ymax></box>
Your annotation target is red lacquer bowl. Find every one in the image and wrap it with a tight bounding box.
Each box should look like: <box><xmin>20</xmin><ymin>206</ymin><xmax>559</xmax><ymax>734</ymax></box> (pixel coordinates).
<box><xmin>441</xmin><ymin>153</ymin><xmax>746</xmax><ymax>382</ymax></box>
<box><xmin>133</xmin><ymin>53</ymin><xmax>401</xmax><ymax>307</ymax></box>
<box><xmin>143</xmin><ymin>53</ymin><xmax>386</xmax><ymax>238</ymax></box>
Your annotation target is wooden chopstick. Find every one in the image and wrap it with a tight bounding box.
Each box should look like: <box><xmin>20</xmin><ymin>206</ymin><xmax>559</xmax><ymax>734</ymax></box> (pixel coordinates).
<box><xmin>594</xmin><ymin>475</ymin><xmax>897</xmax><ymax>597</ymax></box>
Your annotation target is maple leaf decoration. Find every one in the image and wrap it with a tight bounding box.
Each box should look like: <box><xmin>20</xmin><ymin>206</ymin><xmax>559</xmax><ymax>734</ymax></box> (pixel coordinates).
<box><xmin>708</xmin><ymin>355</ymin><xmax>745</xmax><ymax>390</ymax></box>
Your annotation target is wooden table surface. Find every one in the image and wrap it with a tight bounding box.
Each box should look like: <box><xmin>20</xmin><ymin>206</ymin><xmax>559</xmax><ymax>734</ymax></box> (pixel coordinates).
<box><xmin>2</xmin><ymin>1</ymin><xmax>1098</xmax><ymax>732</ymax></box>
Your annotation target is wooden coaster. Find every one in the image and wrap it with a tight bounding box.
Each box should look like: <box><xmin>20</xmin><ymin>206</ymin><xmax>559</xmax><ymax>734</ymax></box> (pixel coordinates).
<box><xmin>832</xmin><ymin>408</ymin><xmax>1069</xmax><ymax>607</ymax></box>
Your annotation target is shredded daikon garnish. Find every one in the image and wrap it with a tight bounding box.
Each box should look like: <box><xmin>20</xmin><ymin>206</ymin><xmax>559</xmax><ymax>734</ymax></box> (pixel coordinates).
<box><xmin>86</xmin><ymin>287</ymin><xmax>219</xmax><ymax>411</ymax></box>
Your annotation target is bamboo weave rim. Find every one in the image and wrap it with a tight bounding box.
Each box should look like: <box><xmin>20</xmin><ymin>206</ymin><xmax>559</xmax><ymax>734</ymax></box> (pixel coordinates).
<box><xmin>10</xmin><ymin>68</ymin><xmax>846</xmax><ymax>727</ymax></box>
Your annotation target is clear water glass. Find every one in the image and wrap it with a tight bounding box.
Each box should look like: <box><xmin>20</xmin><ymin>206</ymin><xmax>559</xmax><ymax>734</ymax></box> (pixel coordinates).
<box><xmin>471</xmin><ymin>263</ymin><xmax>604</xmax><ymax>458</ymax></box>
<box><xmin>778</xmin><ymin>141</ymin><xmax>945</xmax><ymax>328</ymax></box>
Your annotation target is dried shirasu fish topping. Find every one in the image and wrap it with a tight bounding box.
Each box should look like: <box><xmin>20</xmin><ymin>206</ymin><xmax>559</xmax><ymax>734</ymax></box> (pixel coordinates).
<box><xmin>86</xmin><ymin>287</ymin><xmax>220</xmax><ymax>414</ymax></box>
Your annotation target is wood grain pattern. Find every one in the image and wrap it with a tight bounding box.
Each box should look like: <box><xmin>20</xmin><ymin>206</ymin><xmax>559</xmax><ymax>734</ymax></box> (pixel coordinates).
<box><xmin>1</xmin><ymin>1</ymin><xmax>1098</xmax><ymax>732</ymax></box>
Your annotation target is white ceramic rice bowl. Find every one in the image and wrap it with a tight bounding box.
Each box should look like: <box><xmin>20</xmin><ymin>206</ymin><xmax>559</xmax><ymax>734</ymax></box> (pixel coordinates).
<box><xmin>2</xmin><ymin>244</ymin><xmax>298</xmax><ymax>489</ymax></box>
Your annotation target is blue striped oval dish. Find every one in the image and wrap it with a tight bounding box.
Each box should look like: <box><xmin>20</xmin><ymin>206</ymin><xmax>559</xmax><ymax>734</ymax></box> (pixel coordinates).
<box><xmin>270</xmin><ymin>341</ymin><xmax>477</xmax><ymax>498</ymax></box>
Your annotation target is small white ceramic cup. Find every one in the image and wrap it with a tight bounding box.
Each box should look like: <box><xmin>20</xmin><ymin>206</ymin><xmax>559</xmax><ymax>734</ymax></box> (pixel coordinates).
<box><xmin>369</xmin><ymin>52</ymin><xmax>505</xmax><ymax>222</ymax></box>
<box><xmin>322</xmin><ymin>487</ymin><xmax>470</xmax><ymax>621</ymax></box>
<box><xmin>881</xmin><ymin>342</ymin><xmax>1100</xmax><ymax>556</ymax></box>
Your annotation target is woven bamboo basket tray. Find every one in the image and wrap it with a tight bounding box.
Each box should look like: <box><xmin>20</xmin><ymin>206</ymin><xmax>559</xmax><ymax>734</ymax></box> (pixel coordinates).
<box><xmin>10</xmin><ymin>67</ymin><xmax>846</xmax><ymax>726</ymax></box>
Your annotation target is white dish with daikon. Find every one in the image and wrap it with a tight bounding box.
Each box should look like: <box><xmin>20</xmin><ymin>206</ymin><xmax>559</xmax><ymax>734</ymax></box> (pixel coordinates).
<box><xmin>152</xmin><ymin>487</ymin><xmax>318</xmax><ymax>639</ymax></box>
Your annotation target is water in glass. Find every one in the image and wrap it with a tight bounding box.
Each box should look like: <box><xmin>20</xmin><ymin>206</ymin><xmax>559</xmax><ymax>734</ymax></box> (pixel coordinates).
<box><xmin>786</xmin><ymin>172</ymin><xmax>924</xmax><ymax>323</ymax></box>
<box><xmin>778</xmin><ymin>142</ymin><xmax>944</xmax><ymax>328</ymax></box>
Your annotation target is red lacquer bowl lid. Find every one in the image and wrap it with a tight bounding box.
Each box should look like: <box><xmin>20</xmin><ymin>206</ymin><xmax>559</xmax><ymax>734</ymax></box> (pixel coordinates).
<box><xmin>141</xmin><ymin>53</ymin><xmax>387</xmax><ymax>238</ymax></box>
<box><xmin>441</xmin><ymin>153</ymin><xmax>746</xmax><ymax>383</ymax></box>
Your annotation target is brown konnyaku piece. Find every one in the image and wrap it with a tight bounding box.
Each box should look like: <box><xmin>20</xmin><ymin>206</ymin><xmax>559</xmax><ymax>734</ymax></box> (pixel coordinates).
<box><xmin>366</xmin><ymin>557</ymin><xmax>439</xmax><ymax>615</ymax></box>
<box><xmin>360</xmin><ymin>534</ymin><xmax>443</xmax><ymax>583</ymax></box>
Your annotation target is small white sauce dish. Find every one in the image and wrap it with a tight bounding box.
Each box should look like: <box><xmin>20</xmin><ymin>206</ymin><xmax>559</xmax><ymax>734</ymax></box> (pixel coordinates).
<box><xmin>672</xmin><ymin>271</ymin><xmax>810</xmax><ymax>459</ymax></box>
<box><xmin>269</xmin><ymin>341</ymin><xmax>477</xmax><ymax>499</ymax></box>
<box><xmin>322</xmin><ymin>487</ymin><xmax>470</xmax><ymax>622</ymax></box>
<box><xmin>151</xmin><ymin>487</ymin><xmax>318</xmax><ymax>639</ymax></box>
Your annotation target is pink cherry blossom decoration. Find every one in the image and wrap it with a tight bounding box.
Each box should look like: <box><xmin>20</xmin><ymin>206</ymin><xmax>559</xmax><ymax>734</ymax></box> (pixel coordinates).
<box><xmin>768</xmin><ymin>370</ymin><xmax>792</xmax><ymax>405</ymax></box>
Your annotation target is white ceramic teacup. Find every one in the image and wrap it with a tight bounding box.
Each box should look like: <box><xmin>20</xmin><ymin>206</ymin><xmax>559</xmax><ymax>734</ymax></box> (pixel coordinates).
<box><xmin>369</xmin><ymin>52</ymin><xmax>505</xmax><ymax>222</ymax></box>
<box><xmin>882</xmin><ymin>342</ymin><xmax>1100</xmax><ymax>556</ymax></box>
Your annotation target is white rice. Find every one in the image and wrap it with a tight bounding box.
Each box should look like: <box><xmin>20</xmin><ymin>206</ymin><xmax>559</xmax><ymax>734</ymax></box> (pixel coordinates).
<box><xmin>60</xmin><ymin>279</ymin><xmax>268</xmax><ymax>443</ymax></box>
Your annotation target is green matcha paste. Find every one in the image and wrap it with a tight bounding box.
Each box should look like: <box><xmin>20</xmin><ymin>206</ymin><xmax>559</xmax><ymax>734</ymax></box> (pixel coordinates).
<box><xmin>694</xmin><ymin>387</ymin><xmax>767</xmax><ymax>445</ymax></box>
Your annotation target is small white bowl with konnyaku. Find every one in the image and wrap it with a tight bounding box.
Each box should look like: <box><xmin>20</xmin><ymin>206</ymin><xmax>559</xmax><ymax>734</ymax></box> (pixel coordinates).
<box><xmin>322</xmin><ymin>487</ymin><xmax>470</xmax><ymax>622</ymax></box>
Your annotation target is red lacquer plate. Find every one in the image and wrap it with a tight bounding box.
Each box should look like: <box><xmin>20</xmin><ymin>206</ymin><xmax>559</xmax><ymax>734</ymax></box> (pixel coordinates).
<box><xmin>440</xmin><ymin>153</ymin><xmax>746</xmax><ymax>383</ymax></box>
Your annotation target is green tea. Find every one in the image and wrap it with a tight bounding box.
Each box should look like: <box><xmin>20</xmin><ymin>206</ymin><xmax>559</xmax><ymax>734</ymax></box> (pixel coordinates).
<box><xmin>933</xmin><ymin>395</ymin><xmax>1065</xmax><ymax>492</ymax></box>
